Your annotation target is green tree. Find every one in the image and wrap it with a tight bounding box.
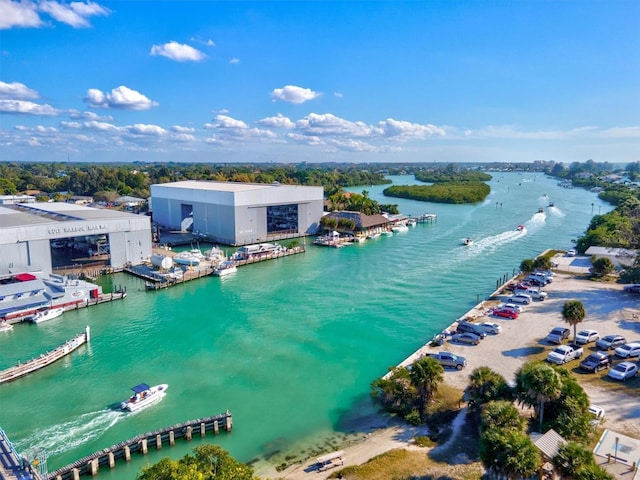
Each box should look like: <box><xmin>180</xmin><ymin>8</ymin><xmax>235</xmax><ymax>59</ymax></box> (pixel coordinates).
<box><xmin>466</xmin><ymin>366</ymin><xmax>512</xmax><ymax>411</ymax></box>
<box><xmin>137</xmin><ymin>445</ymin><xmax>256</xmax><ymax>480</ymax></box>
<box><xmin>590</xmin><ymin>257</ymin><xmax>615</xmax><ymax>278</ymax></box>
<box><xmin>409</xmin><ymin>356</ymin><xmax>444</xmax><ymax>419</ymax></box>
<box><xmin>520</xmin><ymin>259</ymin><xmax>535</xmax><ymax>274</ymax></box>
<box><xmin>553</xmin><ymin>441</ymin><xmax>596</xmax><ymax>479</ymax></box>
<box><xmin>515</xmin><ymin>362</ymin><xmax>563</xmax><ymax>431</ymax></box>
<box><xmin>533</xmin><ymin>256</ymin><xmax>552</xmax><ymax>271</ymax></box>
<box><xmin>480</xmin><ymin>429</ymin><xmax>540</xmax><ymax>480</ymax></box>
<box><xmin>480</xmin><ymin>400</ymin><xmax>525</xmax><ymax>432</ymax></box>
<box><xmin>562</xmin><ymin>300</ymin><xmax>587</xmax><ymax>341</ymax></box>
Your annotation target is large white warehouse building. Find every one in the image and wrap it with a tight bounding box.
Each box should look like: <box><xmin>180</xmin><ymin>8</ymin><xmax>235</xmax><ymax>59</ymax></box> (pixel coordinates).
<box><xmin>0</xmin><ymin>202</ymin><xmax>152</xmax><ymax>277</ymax></box>
<box><xmin>150</xmin><ymin>181</ymin><xmax>324</xmax><ymax>246</ymax></box>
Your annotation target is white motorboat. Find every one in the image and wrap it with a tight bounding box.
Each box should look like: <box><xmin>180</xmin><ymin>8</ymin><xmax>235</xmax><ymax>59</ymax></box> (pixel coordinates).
<box><xmin>462</xmin><ymin>238</ymin><xmax>473</xmax><ymax>246</ymax></box>
<box><xmin>120</xmin><ymin>383</ymin><xmax>168</xmax><ymax>412</ymax></box>
<box><xmin>213</xmin><ymin>261</ymin><xmax>238</xmax><ymax>277</ymax></box>
<box><xmin>173</xmin><ymin>249</ymin><xmax>204</xmax><ymax>266</ymax></box>
<box><xmin>0</xmin><ymin>321</ymin><xmax>13</xmax><ymax>332</ymax></box>
<box><xmin>391</xmin><ymin>224</ymin><xmax>409</xmax><ymax>233</ymax></box>
<box><xmin>30</xmin><ymin>307</ymin><xmax>65</xmax><ymax>324</ymax></box>
<box><xmin>381</xmin><ymin>230</ymin><xmax>394</xmax><ymax>236</ymax></box>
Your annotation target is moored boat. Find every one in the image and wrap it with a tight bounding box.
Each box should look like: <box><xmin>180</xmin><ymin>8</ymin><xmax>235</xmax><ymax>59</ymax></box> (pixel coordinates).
<box><xmin>0</xmin><ymin>321</ymin><xmax>13</xmax><ymax>332</ymax></box>
<box><xmin>213</xmin><ymin>261</ymin><xmax>238</xmax><ymax>277</ymax></box>
<box><xmin>391</xmin><ymin>224</ymin><xmax>409</xmax><ymax>233</ymax></box>
<box><xmin>120</xmin><ymin>383</ymin><xmax>168</xmax><ymax>412</ymax></box>
<box><xmin>173</xmin><ymin>249</ymin><xmax>204</xmax><ymax>266</ymax></box>
<box><xmin>30</xmin><ymin>307</ymin><xmax>65</xmax><ymax>324</ymax></box>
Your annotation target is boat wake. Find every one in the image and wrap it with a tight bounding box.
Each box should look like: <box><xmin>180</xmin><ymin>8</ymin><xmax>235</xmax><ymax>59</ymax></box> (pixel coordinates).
<box><xmin>13</xmin><ymin>409</ymin><xmax>125</xmax><ymax>457</ymax></box>
<box><xmin>548</xmin><ymin>206</ymin><xmax>565</xmax><ymax>218</ymax></box>
<box><xmin>458</xmin><ymin>228</ymin><xmax>527</xmax><ymax>257</ymax></box>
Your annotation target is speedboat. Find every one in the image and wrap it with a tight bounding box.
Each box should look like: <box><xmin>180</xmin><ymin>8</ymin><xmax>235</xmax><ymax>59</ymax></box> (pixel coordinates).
<box><xmin>30</xmin><ymin>307</ymin><xmax>65</xmax><ymax>324</ymax></box>
<box><xmin>537</xmin><ymin>208</ymin><xmax>544</xmax><ymax>214</ymax></box>
<box><xmin>213</xmin><ymin>261</ymin><xmax>238</xmax><ymax>277</ymax></box>
<box><xmin>462</xmin><ymin>238</ymin><xmax>473</xmax><ymax>246</ymax></box>
<box><xmin>120</xmin><ymin>383</ymin><xmax>168</xmax><ymax>412</ymax></box>
<box><xmin>548</xmin><ymin>202</ymin><xmax>554</xmax><ymax>207</ymax></box>
<box><xmin>391</xmin><ymin>224</ymin><xmax>409</xmax><ymax>233</ymax></box>
<box><xmin>516</xmin><ymin>224</ymin><xmax>525</xmax><ymax>231</ymax></box>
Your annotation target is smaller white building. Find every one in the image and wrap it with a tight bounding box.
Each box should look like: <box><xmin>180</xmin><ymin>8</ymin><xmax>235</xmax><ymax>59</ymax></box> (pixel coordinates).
<box><xmin>585</xmin><ymin>246</ymin><xmax>638</xmax><ymax>268</ymax></box>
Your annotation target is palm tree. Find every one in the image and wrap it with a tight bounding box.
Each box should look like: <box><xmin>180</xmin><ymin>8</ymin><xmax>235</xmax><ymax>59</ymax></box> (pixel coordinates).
<box><xmin>409</xmin><ymin>356</ymin><xmax>443</xmax><ymax>418</ymax></box>
<box><xmin>480</xmin><ymin>400</ymin><xmax>525</xmax><ymax>432</ymax></box>
<box><xmin>562</xmin><ymin>300</ymin><xmax>587</xmax><ymax>341</ymax></box>
<box><xmin>515</xmin><ymin>362</ymin><xmax>563</xmax><ymax>431</ymax></box>
<box><xmin>466</xmin><ymin>366</ymin><xmax>512</xmax><ymax>411</ymax></box>
<box><xmin>553</xmin><ymin>441</ymin><xmax>596</xmax><ymax>479</ymax></box>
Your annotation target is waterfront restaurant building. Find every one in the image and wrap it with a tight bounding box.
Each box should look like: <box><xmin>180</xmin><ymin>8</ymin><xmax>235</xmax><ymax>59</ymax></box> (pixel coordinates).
<box><xmin>0</xmin><ymin>202</ymin><xmax>152</xmax><ymax>277</ymax></box>
<box><xmin>150</xmin><ymin>180</ymin><xmax>324</xmax><ymax>246</ymax></box>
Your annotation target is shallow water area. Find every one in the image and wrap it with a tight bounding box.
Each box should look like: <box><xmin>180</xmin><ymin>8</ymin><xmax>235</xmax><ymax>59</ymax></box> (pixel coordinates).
<box><xmin>0</xmin><ymin>173</ymin><xmax>611</xmax><ymax>478</ymax></box>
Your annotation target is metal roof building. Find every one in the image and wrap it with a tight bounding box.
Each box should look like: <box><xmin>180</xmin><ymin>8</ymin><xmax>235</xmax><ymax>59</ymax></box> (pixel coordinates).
<box><xmin>0</xmin><ymin>202</ymin><xmax>152</xmax><ymax>277</ymax></box>
<box><xmin>150</xmin><ymin>180</ymin><xmax>324</xmax><ymax>246</ymax></box>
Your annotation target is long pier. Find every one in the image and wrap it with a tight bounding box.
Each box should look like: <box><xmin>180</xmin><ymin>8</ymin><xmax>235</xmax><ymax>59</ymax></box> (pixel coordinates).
<box><xmin>47</xmin><ymin>412</ymin><xmax>233</xmax><ymax>479</ymax></box>
<box><xmin>0</xmin><ymin>327</ymin><xmax>90</xmax><ymax>385</ymax></box>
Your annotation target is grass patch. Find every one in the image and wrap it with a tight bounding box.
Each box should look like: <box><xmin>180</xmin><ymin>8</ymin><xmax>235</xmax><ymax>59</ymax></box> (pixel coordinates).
<box><xmin>327</xmin><ymin>448</ymin><xmax>484</xmax><ymax>480</ymax></box>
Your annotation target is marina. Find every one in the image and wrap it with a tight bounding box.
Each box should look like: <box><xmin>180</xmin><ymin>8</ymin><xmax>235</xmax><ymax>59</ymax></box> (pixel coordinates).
<box><xmin>0</xmin><ymin>173</ymin><xmax>615</xmax><ymax>479</ymax></box>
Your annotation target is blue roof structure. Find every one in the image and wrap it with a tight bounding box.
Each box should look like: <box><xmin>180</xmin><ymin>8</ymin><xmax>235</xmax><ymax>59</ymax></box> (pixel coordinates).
<box><xmin>131</xmin><ymin>384</ymin><xmax>150</xmax><ymax>393</ymax></box>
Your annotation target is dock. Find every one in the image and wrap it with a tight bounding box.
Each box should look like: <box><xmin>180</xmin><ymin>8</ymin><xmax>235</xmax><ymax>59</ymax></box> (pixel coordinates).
<box><xmin>47</xmin><ymin>411</ymin><xmax>233</xmax><ymax>480</ymax></box>
<box><xmin>0</xmin><ymin>327</ymin><xmax>90</xmax><ymax>385</ymax></box>
<box><xmin>0</xmin><ymin>427</ymin><xmax>45</xmax><ymax>480</ymax></box>
<box><xmin>414</xmin><ymin>213</ymin><xmax>437</xmax><ymax>223</ymax></box>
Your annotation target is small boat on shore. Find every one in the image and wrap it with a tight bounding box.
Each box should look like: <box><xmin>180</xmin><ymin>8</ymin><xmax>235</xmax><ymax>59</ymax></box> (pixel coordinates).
<box><xmin>30</xmin><ymin>307</ymin><xmax>65</xmax><ymax>324</ymax></box>
<box><xmin>462</xmin><ymin>238</ymin><xmax>473</xmax><ymax>246</ymax></box>
<box><xmin>213</xmin><ymin>261</ymin><xmax>238</xmax><ymax>277</ymax></box>
<box><xmin>173</xmin><ymin>249</ymin><xmax>204</xmax><ymax>266</ymax></box>
<box><xmin>120</xmin><ymin>383</ymin><xmax>168</xmax><ymax>412</ymax></box>
<box><xmin>0</xmin><ymin>321</ymin><xmax>13</xmax><ymax>332</ymax></box>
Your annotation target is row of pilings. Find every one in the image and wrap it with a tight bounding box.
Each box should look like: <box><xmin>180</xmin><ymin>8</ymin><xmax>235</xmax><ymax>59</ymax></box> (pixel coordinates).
<box><xmin>47</xmin><ymin>411</ymin><xmax>232</xmax><ymax>480</ymax></box>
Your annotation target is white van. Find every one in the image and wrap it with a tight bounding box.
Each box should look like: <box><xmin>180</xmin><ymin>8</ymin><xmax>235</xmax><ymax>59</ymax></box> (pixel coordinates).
<box><xmin>508</xmin><ymin>293</ymin><xmax>532</xmax><ymax>305</ymax></box>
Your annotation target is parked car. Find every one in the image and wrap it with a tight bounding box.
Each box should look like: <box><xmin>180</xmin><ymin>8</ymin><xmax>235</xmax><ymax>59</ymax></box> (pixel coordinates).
<box><xmin>493</xmin><ymin>308</ymin><xmax>518</xmax><ymax>319</ymax></box>
<box><xmin>567</xmin><ymin>248</ymin><xmax>577</xmax><ymax>257</ymax></box>
<box><xmin>508</xmin><ymin>294</ymin><xmax>532</xmax><ymax>305</ymax></box>
<box><xmin>547</xmin><ymin>344</ymin><xmax>583</xmax><ymax>365</ymax></box>
<box><xmin>579</xmin><ymin>352</ymin><xmax>613</xmax><ymax>373</ymax></box>
<box><xmin>500</xmin><ymin>303</ymin><xmax>523</xmax><ymax>314</ymax></box>
<box><xmin>451</xmin><ymin>332</ymin><xmax>482</xmax><ymax>345</ymax></box>
<box><xmin>596</xmin><ymin>335</ymin><xmax>627</xmax><ymax>350</ymax></box>
<box><xmin>546</xmin><ymin>327</ymin><xmax>570</xmax><ymax>344</ymax></box>
<box><xmin>607</xmin><ymin>361</ymin><xmax>638</xmax><ymax>381</ymax></box>
<box><xmin>575</xmin><ymin>329</ymin><xmax>600</xmax><ymax>345</ymax></box>
<box><xmin>478</xmin><ymin>322</ymin><xmax>502</xmax><ymax>335</ymax></box>
<box><xmin>525</xmin><ymin>289</ymin><xmax>548</xmax><ymax>301</ymax></box>
<box><xmin>623</xmin><ymin>284</ymin><xmax>640</xmax><ymax>294</ymax></box>
<box><xmin>427</xmin><ymin>352</ymin><xmax>467</xmax><ymax>370</ymax></box>
<box><xmin>456</xmin><ymin>320</ymin><xmax>488</xmax><ymax>338</ymax></box>
<box><xmin>614</xmin><ymin>342</ymin><xmax>640</xmax><ymax>359</ymax></box>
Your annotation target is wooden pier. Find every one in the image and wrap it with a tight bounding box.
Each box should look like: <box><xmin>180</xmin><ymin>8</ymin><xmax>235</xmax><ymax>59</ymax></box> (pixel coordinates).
<box><xmin>47</xmin><ymin>411</ymin><xmax>233</xmax><ymax>479</ymax></box>
<box><xmin>0</xmin><ymin>326</ymin><xmax>90</xmax><ymax>385</ymax></box>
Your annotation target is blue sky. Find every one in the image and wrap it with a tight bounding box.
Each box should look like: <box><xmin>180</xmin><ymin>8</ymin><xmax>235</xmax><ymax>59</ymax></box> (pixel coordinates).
<box><xmin>1</xmin><ymin>1</ymin><xmax>639</xmax><ymax>164</ymax></box>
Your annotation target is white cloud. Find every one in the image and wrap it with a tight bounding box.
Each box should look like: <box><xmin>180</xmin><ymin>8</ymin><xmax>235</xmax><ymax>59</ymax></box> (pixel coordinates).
<box><xmin>258</xmin><ymin>113</ymin><xmax>294</xmax><ymax>129</ymax></box>
<box><xmin>271</xmin><ymin>85</ymin><xmax>320</xmax><ymax>104</ymax></box>
<box><xmin>83</xmin><ymin>120</ymin><xmax>121</xmax><ymax>131</ymax></box>
<box><xmin>229</xmin><ymin>58</ymin><xmax>240</xmax><ymax>64</ymax></box>
<box><xmin>333</xmin><ymin>92</ymin><xmax>343</xmax><ymax>98</ymax></box>
<box><xmin>0</xmin><ymin>0</ymin><xmax>42</xmax><ymax>29</ymax></box>
<box><xmin>205</xmin><ymin>114</ymin><xmax>277</xmax><ymax>141</ymax></box>
<box><xmin>0</xmin><ymin>81</ymin><xmax>39</xmax><ymax>100</ymax></box>
<box><xmin>127</xmin><ymin>124</ymin><xmax>167</xmax><ymax>136</ymax></box>
<box><xmin>0</xmin><ymin>99</ymin><xmax>57</xmax><ymax>115</ymax></box>
<box><xmin>295</xmin><ymin>113</ymin><xmax>373</xmax><ymax>137</ymax></box>
<box><xmin>68</xmin><ymin>109</ymin><xmax>113</xmax><ymax>121</ymax></box>
<box><xmin>206</xmin><ymin>39</ymin><xmax>215</xmax><ymax>47</ymax></box>
<box><xmin>329</xmin><ymin>138</ymin><xmax>377</xmax><ymax>152</ymax></box>
<box><xmin>286</xmin><ymin>132</ymin><xmax>323</xmax><ymax>146</ymax></box>
<box><xmin>85</xmin><ymin>86</ymin><xmax>158</xmax><ymax>110</ymax></box>
<box><xmin>171</xmin><ymin>125</ymin><xmax>195</xmax><ymax>133</ymax></box>
<box><xmin>39</xmin><ymin>0</ymin><xmax>109</xmax><ymax>28</ymax></box>
<box><xmin>150</xmin><ymin>41</ymin><xmax>206</xmax><ymax>62</ymax></box>
<box><xmin>378</xmin><ymin>118</ymin><xmax>446</xmax><ymax>139</ymax></box>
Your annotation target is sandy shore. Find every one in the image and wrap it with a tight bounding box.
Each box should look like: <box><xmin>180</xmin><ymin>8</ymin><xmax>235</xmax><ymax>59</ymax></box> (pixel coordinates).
<box><xmin>256</xmin><ymin>256</ymin><xmax>640</xmax><ymax>479</ymax></box>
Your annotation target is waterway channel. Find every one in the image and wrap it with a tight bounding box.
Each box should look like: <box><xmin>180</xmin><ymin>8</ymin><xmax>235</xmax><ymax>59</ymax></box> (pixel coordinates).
<box><xmin>0</xmin><ymin>172</ymin><xmax>612</xmax><ymax>478</ymax></box>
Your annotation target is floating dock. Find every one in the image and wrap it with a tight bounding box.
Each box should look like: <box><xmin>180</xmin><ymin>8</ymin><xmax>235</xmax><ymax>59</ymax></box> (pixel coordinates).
<box><xmin>47</xmin><ymin>411</ymin><xmax>233</xmax><ymax>479</ymax></box>
<box><xmin>0</xmin><ymin>326</ymin><xmax>90</xmax><ymax>385</ymax></box>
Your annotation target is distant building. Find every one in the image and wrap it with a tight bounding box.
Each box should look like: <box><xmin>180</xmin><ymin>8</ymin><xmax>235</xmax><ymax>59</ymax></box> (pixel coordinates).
<box><xmin>585</xmin><ymin>246</ymin><xmax>638</xmax><ymax>268</ymax></box>
<box><xmin>0</xmin><ymin>194</ymin><xmax>35</xmax><ymax>205</ymax></box>
<box><xmin>150</xmin><ymin>180</ymin><xmax>324</xmax><ymax>246</ymax></box>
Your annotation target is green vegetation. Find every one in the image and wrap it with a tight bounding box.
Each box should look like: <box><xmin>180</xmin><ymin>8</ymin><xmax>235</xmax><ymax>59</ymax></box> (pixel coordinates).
<box><xmin>136</xmin><ymin>444</ymin><xmax>257</xmax><ymax>480</ymax></box>
<box><xmin>415</xmin><ymin>169</ymin><xmax>492</xmax><ymax>183</ymax></box>
<box><xmin>326</xmin><ymin>190</ymin><xmax>398</xmax><ymax>215</ymax></box>
<box><xmin>561</xmin><ymin>300</ymin><xmax>586</xmax><ymax>342</ymax></box>
<box><xmin>383</xmin><ymin>181</ymin><xmax>491</xmax><ymax>204</ymax></box>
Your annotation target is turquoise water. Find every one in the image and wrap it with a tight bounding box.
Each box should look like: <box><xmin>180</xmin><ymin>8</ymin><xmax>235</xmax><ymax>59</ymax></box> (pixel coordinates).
<box><xmin>0</xmin><ymin>173</ymin><xmax>611</xmax><ymax>477</ymax></box>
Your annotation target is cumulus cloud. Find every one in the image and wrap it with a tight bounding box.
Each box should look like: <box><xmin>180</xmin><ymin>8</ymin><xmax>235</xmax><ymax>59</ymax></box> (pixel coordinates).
<box><xmin>258</xmin><ymin>113</ymin><xmax>294</xmax><ymax>129</ymax></box>
<box><xmin>0</xmin><ymin>0</ymin><xmax>43</xmax><ymax>29</ymax></box>
<box><xmin>150</xmin><ymin>41</ymin><xmax>206</xmax><ymax>62</ymax></box>
<box><xmin>38</xmin><ymin>0</ymin><xmax>109</xmax><ymax>27</ymax></box>
<box><xmin>171</xmin><ymin>125</ymin><xmax>196</xmax><ymax>133</ymax></box>
<box><xmin>377</xmin><ymin>118</ymin><xmax>446</xmax><ymax>139</ymax></box>
<box><xmin>296</xmin><ymin>113</ymin><xmax>373</xmax><ymax>137</ymax></box>
<box><xmin>85</xmin><ymin>86</ymin><xmax>158</xmax><ymax>110</ymax></box>
<box><xmin>0</xmin><ymin>99</ymin><xmax>57</xmax><ymax>115</ymax></box>
<box><xmin>205</xmin><ymin>114</ymin><xmax>276</xmax><ymax>140</ymax></box>
<box><xmin>68</xmin><ymin>109</ymin><xmax>113</xmax><ymax>121</ymax></box>
<box><xmin>127</xmin><ymin>124</ymin><xmax>167</xmax><ymax>136</ymax></box>
<box><xmin>0</xmin><ymin>81</ymin><xmax>39</xmax><ymax>99</ymax></box>
<box><xmin>229</xmin><ymin>58</ymin><xmax>240</xmax><ymax>64</ymax></box>
<box><xmin>271</xmin><ymin>85</ymin><xmax>320</xmax><ymax>104</ymax></box>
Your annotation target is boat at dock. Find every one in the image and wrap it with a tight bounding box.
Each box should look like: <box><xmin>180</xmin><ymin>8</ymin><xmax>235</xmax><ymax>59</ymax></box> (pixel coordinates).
<box><xmin>0</xmin><ymin>321</ymin><xmax>13</xmax><ymax>332</ymax></box>
<box><xmin>29</xmin><ymin>307</ymin><xmax>65</xmax><ymax>324</ymax></box>
<box><xmin>173</xmin><ymin>249</ymin><xmax>204</xmax><ymax>266</ymax></box>
<box><xmin>391</xmin><ymin>224</ymin><xmax>409</xmax><ymax>233</ymax></box>
<box><xmin>120</xmin><ymin>383</ymin><xmax>168</xmax><ymax>413</ymax></box>
<box><xmin>213</xmin><ymin>261</ymin><xmax>238</xmax><ymax>277</ymax></box>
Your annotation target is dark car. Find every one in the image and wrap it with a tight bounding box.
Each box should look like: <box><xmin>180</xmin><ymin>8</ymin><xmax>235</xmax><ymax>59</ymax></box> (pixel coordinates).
<box><xmin>546</xmin><ymin>327</ymin><xmax>571</xmax><ymax>344</ymax></box>
<box><xmin>623</xmin><ymin>284</ymin><xmax>640</xmax><ymax>294</ymax></box>
<box><xmin>579</xmin><ymin>352</ymin><xmax>613</xmax><ymax>373</ymax></box>
<box><xmin>493</xmin><ymin>308</ymin><xmax>518</xmax><ymax>319</ymax></box>
<box><xmin>456</xmin><ymin>321</ymin><xmax>488</xmax><ymax>338</ymax></box>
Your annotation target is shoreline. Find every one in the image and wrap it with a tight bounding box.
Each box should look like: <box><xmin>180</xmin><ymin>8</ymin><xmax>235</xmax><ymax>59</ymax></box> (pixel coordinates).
<box><xmin>256</xmin><ymin>254</ymin><xmax>640</xmax><ymax>479</ymax></box>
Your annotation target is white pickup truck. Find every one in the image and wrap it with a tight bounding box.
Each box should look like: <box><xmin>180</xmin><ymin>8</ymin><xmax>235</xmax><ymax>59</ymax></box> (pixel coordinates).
<box><xmin>514</xmin><ymin>287</ymin><xmax>548</xmax><ymax>301</ymax></box>
<box><xmin>547</xmin><ymin>344</ymin><xmax>584</xmax><ymax>365</ymax></box>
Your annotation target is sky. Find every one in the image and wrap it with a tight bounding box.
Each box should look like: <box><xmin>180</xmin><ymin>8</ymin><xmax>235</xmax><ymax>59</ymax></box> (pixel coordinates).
<box><xmin>1</xmin><ymin>0</ymin><xmax>639</xmax><ymax>165</ymax></box>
